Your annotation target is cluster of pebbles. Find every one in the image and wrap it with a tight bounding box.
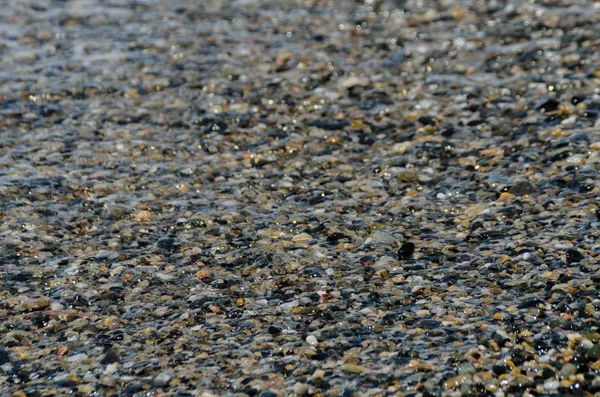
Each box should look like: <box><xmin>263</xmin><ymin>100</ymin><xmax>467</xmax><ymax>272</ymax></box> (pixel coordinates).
<box><xmin>2</xmin><ymin>0</ymin><xmax>600</xmax><ymax>396</ymax></box>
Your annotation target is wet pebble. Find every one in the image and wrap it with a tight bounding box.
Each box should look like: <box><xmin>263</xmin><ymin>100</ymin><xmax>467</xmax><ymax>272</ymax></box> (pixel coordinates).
<box><xmin>397</xmin><ymin>242</ymin><xmax>415</xmax><ymax>260</ymax></box>
<box><xmin>566</xmin><ymin>249</ymin><xmax>585</xmax><ymax>264</ymax></box>
<box><xmin>508</xmin><ymin>181</ymin><xmax>538</xmax><ymax>195</ymax></box>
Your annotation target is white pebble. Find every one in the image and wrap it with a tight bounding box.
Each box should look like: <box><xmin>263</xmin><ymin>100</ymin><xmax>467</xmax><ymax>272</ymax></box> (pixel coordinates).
<box><xmin>280</xmin><ymin>300</ymin><xmax>299</xmax><ymax>310</ymax></box>
<box><xmin>66</xmin><ymin>353</ymin><xmax>88</xmax><ymax>362</ymax></box>
<box><xmin>154</xmin><ymin>372</ymin><xmax>171</xmax><ymax>386</ymax></box>
<box><xmin>544</xmin><ymin>380</ymin><xmax>559</xmax><ymax>390</ymax></box>
<box><xmin>538</xmin><ymin>354</ymin><xmax>551</xmax><ymax>364</ymax></box>
<box><xmin>306</xmin><ymin>335</ymin><xmax>318</xmax><ymax>346</ymax></box>
<box><xmin>522</xmin><ymin>252</ymin><xmax>531</xmax><ymax>260</ymax></box>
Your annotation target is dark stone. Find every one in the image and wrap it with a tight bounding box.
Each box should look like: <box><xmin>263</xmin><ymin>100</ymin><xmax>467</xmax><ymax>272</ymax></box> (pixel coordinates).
<box><xmin>416</xmin><ymin>319</ymin><xmax>441</xmax><ymax>329</ymax></box>
<box><xmin>418</xmin><ymin>115</ymin><xmax>438</xmax><ymax>126</ymax></box>
<box><xmin>5</xmin><ymin>271</ymin><xmax>34</xmax><ymax>282</ymax></box>
<box><xmin>536</xmin><ymin>98</ymin><xmax>560</xmax><ymax>112</ymax></box>
<box><xmin>308</xmin><ymin>120</ymin><xmax>350</xmax><ymax>130</ymax></box>
<box><xmin>467</xmin><ymin>119</ymin><xmax>485</xmax><ymax>126</ymax></box>
<box><xmin>583</xmin><ymin>111</ymin><xmax>598</xmax><ymax>119</ymax></box>
<box><xmin>368</xmin><ymin>292</ymin><xmax>381</xmax><ymax>304</ymax></box>
<box><xmin>157</xmin><ymin>238</ymin><xmax>177</xmax><ymax>251</ymax></box>
<box><xmin>397</xmin><ymin>242</ymin><xmax>415</xmax><ymax>260</ymax></box>
<box><xmin>342</xmin><ymin>389</ymin><xmax>358</xmax><ymax>397</ymax></box>
<box><xmin>268</xmin><ymin>326</ymin><xmax>281</xmax><ymax>335</ymax></box>
<box><xmin>492</xmin><ymin>364</ymin><xmax>509</xmax><ymax>375</ymax></box>
<box><xmin>327</xmin><ymin>232</ymin><xmax>349</xmax><ymax>243</ymax></box>
<box><xmin>587</xmin><ymin>344</ymin><xmax>600</xmax><ymax>361</ymax></box>
<box><xmin>566</xmin><ymin>249</ymin><xmax>584</xmax><ymax>264</ymax></box>
<box><xmin>0</xmin><ymin>348</ymin><xmax>10</xmax><ymax>365</ymax></box>
<box><xmin>508</xmin><ymin>181</ymin><xmax>537</xmax><ymax>195</ymax></box>
<box><xmin>565</xmin><ymin>381</ymin><xmax>585</xmax><ymax>396</ymax></box>
<box><xmin>441</xmin><ymin>125</ymin><xmax>456</xmax><ymax>137</ymax></box>
<box><xmin>518</xmin><ymin>297</ymin><xmax>546</xmax><ymax>309</ymax></box>
<box><xmin>469</xmin><ymin>221</ymin><xmax>483</xmax><ymax>231</ymax></box>
<box><xmin>100</xmin><ymin>348</ymin><xmax>120</xmax><ymax>364</ymax></box>
<box><xmin>541</xmin><ymin>367</ymin><xmax>556</xmax><ymax>379</ymax></box>
<box><xmin>494</xmin><ymin>332</ymin><xmax>510</xmax><ymax>348</ymax></box>
<box><xmin>258</xmin><ymin>391</ymin><xmax>278</xmax><ymax>397</ymax></box>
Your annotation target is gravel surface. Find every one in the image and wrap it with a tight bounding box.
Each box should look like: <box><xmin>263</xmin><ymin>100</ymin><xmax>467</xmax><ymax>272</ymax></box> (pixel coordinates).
<box><xmin>2</xmin><ymin>0</ymin><xmax>600</xmax><ymax>396</ymax></box>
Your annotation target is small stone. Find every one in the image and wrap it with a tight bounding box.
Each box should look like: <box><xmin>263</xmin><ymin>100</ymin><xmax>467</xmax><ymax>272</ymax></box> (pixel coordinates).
<box><xmin>518</xmin><ymin>297</ymin><xmax>546</xmax><ymax>309</ymax></box>
<box><xmin>397</xmin><ymin>171</ymin><xmax>418</xmax><ymax>183</ymax></box>
<box><xmin>292</xmin><ymin>232</ymin><xmax>312</xmax><ymax>245</ymax></box>
<box><xmin>445</xmin><ymin>374</ymin><xmax>471</xmax><ymax>389</ymax></box>
<box><xmin>268</xmin><ymin>326</ymin><xmax>281</xmax><ymax>335</ymax></box>
<box><xmin>397</xmin><ymin>242</ymin><xmax>415</xmax><ymax>260</ymax></box>
<box><xmin>154</xmin><ymin>372</ymin><xmax>171</xmax><ymax>386</ymax></box>
<box><xmin>100</xmin><ymin>349</ymin><xmax>120</xmax><ymax>365</ymax></box>
<box><xmin>508</xmin><ymin>181</ymin><xmax>538</xmax><ymax>195</ymax></box>
<box><xmin>134</xmin><ymin>210</ymin><xmax>152</xmax><ymax>222</ymax></box>
<box><xmin>365</xmin><ymin>230</ymin><xmax>396</xmax><ymax>246</ymax></box>
<box><xmin>498</xmin><ymin>192</ymin><xmax>515</xmax><ymax>201</ymax></box>
<box><xmin>14</xmin><ymin>296</ymin><xmax>50</xmax><ymax>312</ymax></box>
<box><xmin>157</xmin><ymin>238</ymin><xmax>177</xmax><ymax>251</ymax></box>
<box><xmin>418</xmin><ymin>115</ymin><xmax>438</xmax><ymax>126</ymax></box>
<box><xmin>196</xmin><ymin>270</ymin><xmax>211</xmax><ymax>280</ymax></box>
<box><xmin>587</xmin><ymin>344</ymin><xmax>600</xmax><ymax>361</ymax></box>
<box><xmin>560</xmin><ymin>363</ymin><xmax>577</xmax><ymax>378</ymax></box>
<box><xmin>306</xmin><ymin>335</ymin><xmax>318</xmax><ymax>346</ymax></box>
<box><xmin>544</xmin><ymin>379</ymin><xmax>560</xmax><ymax>391</ymax></box>
<box><xmin>66</xmin><ymin>353</ymin><xmax>88</xmax><ymax>362</ymax></box>
<box><xmin>257</xmin><ymin>391</ymin><xmax>278</xmax><ymax>397</ymax></box>
<box><xmin>293</xmin><ymin>382</ymin><xmax>310</xmax><ymax>396</ymax></box>
<box><xmin>537</xmin><ymin>98</ymin><xmax>560</xmax><ymax>112</ymax></box>
<box><xmin>566</xmin><ymin>249</ymin><xmax>584</xmax><ymax>264</ymax></box>
<box><xmin>56</xmin><ymin>346</ymin><xmax>70</xmax><ymax>357</ymax></box>
<box><xmin>340</xmin><ymin>76</ymin><xmax>370</xmax><ymax>89</ymax></box>
<box><xmin>342</xmin><ymin>364</ymin><xmax>367</xmax><ymax>374</ymax></box>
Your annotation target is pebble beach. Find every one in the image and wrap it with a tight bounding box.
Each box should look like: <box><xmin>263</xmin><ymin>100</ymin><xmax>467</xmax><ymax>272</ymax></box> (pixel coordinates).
<box><xmin>2</xmin><ymin>0</ymin><xmax>600</xmax><ymax>396</ymax></box>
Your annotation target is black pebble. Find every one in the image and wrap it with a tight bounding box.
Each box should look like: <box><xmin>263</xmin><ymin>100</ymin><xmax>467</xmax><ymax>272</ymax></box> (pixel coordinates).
<box><xmin>308</xmin><ymin>119</ymin><xmax>350</xmax><ymax>130</ymax></box>
<box><xmin>508</xmin><ymin>180</ymin><xmax>537</xmax><ymax>195</ymax></box>
<box><xmin>397</xmin><ymin>242</ymin><xmax>415</xmax><ymax>260</ymax></box>
<box><xmin>518</xmin><ymin>297</ymin><xmax>546</xmax><ymax>309</ymax></box>
<box><xmin>418</xmin><ymin>115</ymin><xmax>438</xmax><ymax>126</ymax></box>
<box><xmin>157</xmin><ymin>238</ymin><xmax>177</xmax><ymax>251</ymax></box>
<box><xmin>100</xmin><ymin>348</ymin><xmax>120</xmax><ymax>364</ymax></box>
<box><xmin>492</xmin><ymin>364</ymin><xmax>509</xmax><ymax>376</ymax></box>
<box><xmin>571</xmin><ymin>95</ymin><xmax>586</xmax><ymax>105</ymax></box>
<box><xmin>6</xmin><ymin>271</ymin><xmax>33</xmax><ymax>282</ymax></box>
<box><xmin>268</xmin><ymin>326</ymin><xmax>281</xmax><ymax>335</ymax></box>
<box><xmin>441</xmin><ymin>125</ymin><xmax>456</xmax><ymax>137</ymax></box>
<box><xmin>258</xmin><ymin>391</ymin><xmax>278</xmax><ymax>397</ymax></box>
<box><xmin>342</xmin><ymin>389</ymin><xmax>358</xmax><ymax>397</ymax></box>
<box><xmin>541</xmin><ymin>367</ymin><xmax>556</xmax><ymax>379</ymax></box>
<box><xmin>536</xmin><ymin>98</ymin><xmax>560</xmax><ymax>112</ymax></box>
<box><xmin>368</xmin><ymin>291</ymin><xmax>381</xmax><ymax>303</ymax></box>
<box><xmin>587</xmin><ymin>344</ymin><xmax>600</xmax><ymax>361</ymax></box>
<box><xmin>566</xmin><ymin>249</ymin><xmax>585</xmax><ymax>264</ymax></box>
<box><xmin>0</xmin><ymin>349</ymin><xmax>10</xmax><ymax>365</ymax></box>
